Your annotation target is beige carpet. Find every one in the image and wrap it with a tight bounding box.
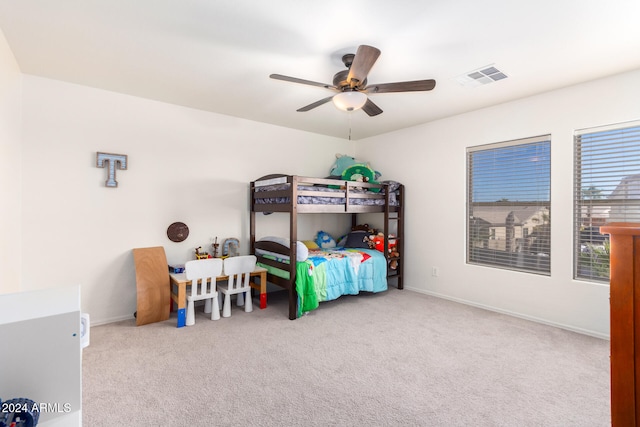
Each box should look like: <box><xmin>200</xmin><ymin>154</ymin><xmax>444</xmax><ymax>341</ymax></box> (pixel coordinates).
<box><xmin>82</xmin><ymin>288</ymin><xmax>610</xmax><ymax>426</ymax></box>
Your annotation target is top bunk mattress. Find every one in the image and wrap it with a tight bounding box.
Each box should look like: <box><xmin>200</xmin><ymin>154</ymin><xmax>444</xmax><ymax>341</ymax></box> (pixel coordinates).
<box><xmin>252</xmin><ymin>176</ymin><xmax>401</xmax><ymax>207</ymax></box>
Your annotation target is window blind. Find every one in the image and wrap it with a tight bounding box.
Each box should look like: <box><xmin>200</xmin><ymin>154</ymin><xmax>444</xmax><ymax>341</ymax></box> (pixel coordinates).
<box><xmin>467</xmin><ymin>135</ymin><xmax>551</xmax><ymax>275</ymax></box>
<box><xmin>574</xmin><ymin>121</ymin><xmax>640</xmax><ymax>282</ymax></box>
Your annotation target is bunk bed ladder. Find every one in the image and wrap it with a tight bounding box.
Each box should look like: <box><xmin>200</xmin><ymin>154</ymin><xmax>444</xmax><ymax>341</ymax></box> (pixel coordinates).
<box><xmin>385</xmin><ymin>184</ymin><xmax>403</xmax><ymax>289</ymax></box>
<box><xmin>349</xmin><ymin>183</ymin><xmax>403</xmax><ymax>290</ymax></box>
<box><xmin>394</xmin><ymin>185</ymin><xmax>404</xmax><ymax>289</ymax></box>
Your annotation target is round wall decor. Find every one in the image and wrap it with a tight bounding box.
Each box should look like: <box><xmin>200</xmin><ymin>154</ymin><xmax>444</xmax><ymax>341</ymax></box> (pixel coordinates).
<box><xmin>167</xmin><ymin>222</ymin><xmax>189</xmax><ymax>242</ymax></box>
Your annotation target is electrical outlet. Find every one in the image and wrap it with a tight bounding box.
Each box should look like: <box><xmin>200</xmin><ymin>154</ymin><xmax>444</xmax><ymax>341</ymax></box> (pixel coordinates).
<box><xmin>432</xmin><ymin>267</ymin><xmax>439</xmax><ymax>277</ymax></box>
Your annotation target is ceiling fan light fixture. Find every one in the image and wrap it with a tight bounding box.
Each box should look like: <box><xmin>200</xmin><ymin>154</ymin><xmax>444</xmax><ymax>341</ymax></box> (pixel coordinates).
<box><xmin>332</xmin><ymin>91</ymin><xmax>367</xmax><ymax>112</ymax></box>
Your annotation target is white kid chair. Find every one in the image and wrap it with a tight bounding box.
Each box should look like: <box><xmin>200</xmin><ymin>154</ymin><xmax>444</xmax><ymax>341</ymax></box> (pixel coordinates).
<box><xmin>184</xmin><ymin>258</ymin><xmax>224</xmax><ymax>326</ymax></box>
<box><xmin>218</xmin><ymin>255</ymin><xmax>257</xmax><ymax>318</ymax></box>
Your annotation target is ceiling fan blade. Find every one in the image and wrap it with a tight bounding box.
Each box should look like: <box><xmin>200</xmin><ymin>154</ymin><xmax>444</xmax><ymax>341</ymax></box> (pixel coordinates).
<box><xmin>347</xmin><ymin>45</ymin><xmax>381</xmax><ymax>88</ymax></box>
<box><xmin>362</xmin><ymin>98</ymin><xmax>383</xmax><ymax>117</ymax></box>
<box><xmin>364</xmin><ymin>79</ymin><xmax>436</xmax><ymax>94</ymax></box>
<box><xmin>296</xmin><ymin>96</ymin><xmax>334</xmax><ymax>112</ymax></box>
<box><xmin>270</xmin><ymin>74</ymin><xmax>337</xmax><ymax>90</ymax></box>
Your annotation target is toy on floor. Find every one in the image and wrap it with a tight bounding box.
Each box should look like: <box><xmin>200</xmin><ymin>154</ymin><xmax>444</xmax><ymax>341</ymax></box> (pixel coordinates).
<box><xmin>0</xmin><ymin>397</ymin><xmax>40</xmax><ymax>427</ymax></box>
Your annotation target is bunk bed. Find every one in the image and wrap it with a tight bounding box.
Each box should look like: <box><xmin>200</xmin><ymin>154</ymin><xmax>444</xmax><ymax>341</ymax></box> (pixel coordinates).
<box><xmin>250</xmin><ymin>174</ymin><xmax>404</xmax><ymax>320</ymax></box>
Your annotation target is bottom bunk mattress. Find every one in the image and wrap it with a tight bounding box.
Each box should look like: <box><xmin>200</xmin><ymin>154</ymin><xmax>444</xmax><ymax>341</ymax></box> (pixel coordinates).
<box><xmin>258</xmin><ymin>248</ymin><xmax>387</xmax><ymax>317</ymax></box>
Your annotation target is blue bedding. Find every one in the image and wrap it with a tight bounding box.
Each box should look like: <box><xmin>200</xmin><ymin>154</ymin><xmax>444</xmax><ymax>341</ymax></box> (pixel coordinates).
<box><xmin>296</xmin><ymin>248</ymin><xmax>387</xmax><ymax>316</ymax></box>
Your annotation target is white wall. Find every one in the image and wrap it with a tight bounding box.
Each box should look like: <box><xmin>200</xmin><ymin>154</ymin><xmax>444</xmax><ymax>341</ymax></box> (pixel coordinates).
<box><xmin>11</xmin><ymin>35</ymin><xmax>639</xmax><ymax>335</ymax></box>
<box><xmin>0</xmin><ymin>27</ymin><xmax>22</xmax><ymax>294</ymax></box>
<box><xmin>358</xmin><ymin>69</ymin><xmax>640</xmax><ymax>338</ymax></box>
<box><xmin>20</xmin><ymin>76</ymin><xmax>353</xmax><ymax>324</ymax></box>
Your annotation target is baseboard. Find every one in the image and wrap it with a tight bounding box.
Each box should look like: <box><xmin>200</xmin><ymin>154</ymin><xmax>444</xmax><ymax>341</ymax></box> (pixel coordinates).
<box><xmin>91</xmin><ymin>313</ymin><xmax>135</xmax><ymax>326</ymax></box>
<box><xmin>405</xmin><ymin>286</ymin><xmax>610</xmax><ymax>340</ymax></box>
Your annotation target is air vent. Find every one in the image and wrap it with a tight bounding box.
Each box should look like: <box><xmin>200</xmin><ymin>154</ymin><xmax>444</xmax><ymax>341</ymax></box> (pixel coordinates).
<box><xmin>456</xmin><ymin>64</ymin><xmax>508</xmax><ymax>87</ymax></box>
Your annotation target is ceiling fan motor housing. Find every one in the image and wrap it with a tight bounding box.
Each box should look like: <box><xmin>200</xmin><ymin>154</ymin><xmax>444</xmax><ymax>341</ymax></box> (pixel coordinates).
<box><xmin>341</xmin><ymin>53</ymin><xmax>355</xmax><ymax>68</ymax></box>
<box><xmin>333</xmin><ymin>70</ymin><xmax>366</xmax><ymax>90</ymax></box>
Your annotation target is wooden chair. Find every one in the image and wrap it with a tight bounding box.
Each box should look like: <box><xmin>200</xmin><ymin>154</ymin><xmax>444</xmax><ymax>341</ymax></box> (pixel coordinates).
<box><xmin>132</xmin><ymin>247</ymin><xmax>171</xmax><ymax>326</ymax></box>
<box><xmin>184</xmin><ymin>258</ymin><xmax>223</xmax><ymax>326</ymax></box>
<box><xmin>218</xmin><ymin>255</ymin><xmax>257</xmax><ymax>318</ymax></box>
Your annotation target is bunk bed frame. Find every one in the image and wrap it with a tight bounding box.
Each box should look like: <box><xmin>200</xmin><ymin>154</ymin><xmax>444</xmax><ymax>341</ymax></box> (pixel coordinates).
<box><xmin>249</xmin><ymin>174</ymin><xmax>404</xmax><ymax>320</ymax></box>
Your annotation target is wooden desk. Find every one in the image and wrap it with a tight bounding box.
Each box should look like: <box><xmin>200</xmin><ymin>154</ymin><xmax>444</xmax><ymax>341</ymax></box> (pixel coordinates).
<box><xmin>169</xmin><ymin>266</ymin><xmax>267</xmax><ymax>328</ymax></box>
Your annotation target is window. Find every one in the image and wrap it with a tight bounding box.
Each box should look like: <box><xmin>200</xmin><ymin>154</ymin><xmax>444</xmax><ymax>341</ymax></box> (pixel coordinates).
<box><xmin>467</xmin><ymin>135</ymin><xmax>551</xmax><ymax>274</ymax></box>
<box><xmin>574</xmin><ymin>121</ymin><xmax>640</xmax><ymax>282</ymax></box>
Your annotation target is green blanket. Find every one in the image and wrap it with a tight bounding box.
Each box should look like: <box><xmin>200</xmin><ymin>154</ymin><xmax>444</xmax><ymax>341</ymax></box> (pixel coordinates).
<box><xmin>296</xmin><ymin>261</ymin><xmax>318</xmax><ymax>316</ymax></box>
<box><xmin>256</xmin><ymin>259</ymin><xmax>318</xmax><ymax>316</ymax></box>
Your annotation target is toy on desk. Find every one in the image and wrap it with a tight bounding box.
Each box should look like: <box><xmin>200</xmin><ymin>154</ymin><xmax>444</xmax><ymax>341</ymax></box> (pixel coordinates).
<box><xmin>168</xmin><ymin>264</ymin><xmax>185</xmax><ymax>273</ymax></box>
<box><xmin>222</xmin><ymin>238</ymin><xmax>239</xmax><ymax>257</ymax></box>
<box><xmin>211</xmin><ymin>237</ymin><xmax>220</xmax><ymax>258</ymax></box>
<box><xmin>195</xmin><ymin>246</ymin><xmax>212</xmax><ymax>260</ymax></box>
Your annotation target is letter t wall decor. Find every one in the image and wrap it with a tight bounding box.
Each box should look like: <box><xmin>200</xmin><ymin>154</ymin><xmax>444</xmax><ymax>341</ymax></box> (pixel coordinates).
<box><xmin>96</xmin><ymin>152</ymin><xmax>127</xmax><ymax>187</ymax></box>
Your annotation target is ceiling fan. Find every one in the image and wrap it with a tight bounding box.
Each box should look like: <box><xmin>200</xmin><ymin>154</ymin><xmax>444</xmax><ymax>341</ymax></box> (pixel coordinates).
<box><xmin>270</xmin><ymin>45</ymin><xmax>436</xmax><ymax>116</ymax></box>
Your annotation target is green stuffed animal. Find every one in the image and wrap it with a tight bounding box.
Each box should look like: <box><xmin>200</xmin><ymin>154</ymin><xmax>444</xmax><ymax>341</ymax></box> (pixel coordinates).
<box><xmin>329</xmin><ymin>153</ymin><xmax>381</xmax><ymax>180</ymax></box>
<box><xmin>339</xmin><ymin>161</ymin><xmax>381</xmax><ymax>193</ymax></box>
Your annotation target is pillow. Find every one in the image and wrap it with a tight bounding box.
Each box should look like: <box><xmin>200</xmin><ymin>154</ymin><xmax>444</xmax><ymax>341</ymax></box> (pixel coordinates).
<box><xmin>302</xmin><ymin>240</ymin><xmax>320</xmax><ymax>250</ymax></box>
<box><xmin>381</xmin><ymin>180</ymin><xmax>401</xmax><ymax>192</ymax></box>
<box><xmin>257</xmin><ymin>236</ymin><xmax>308</xmax><ymax>261</ymax></box>
<box><xmin>315</xmin><ymin>230</ymin><xmax>336</xmax><ymax>249</ymax></box>
<box><xmin>297</xmin><ymin>242</ymin><xmax>309</xmax><ymax>261</ymax></box>
<box><xmin>344</xmin><ymin>230</ymin><xmax>371</xmax><ymax>249</ymax></box>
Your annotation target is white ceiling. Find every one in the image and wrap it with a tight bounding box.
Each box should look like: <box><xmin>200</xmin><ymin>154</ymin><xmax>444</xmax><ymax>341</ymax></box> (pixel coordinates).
<box><xmin>1</xmin><ymin>0</ymin><xmax>639</xmax><ymax>140</ymax></box>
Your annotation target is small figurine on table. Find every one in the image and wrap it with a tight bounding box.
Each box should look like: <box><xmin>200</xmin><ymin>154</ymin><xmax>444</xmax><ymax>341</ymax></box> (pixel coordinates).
<box><xmin>195</xmin><ymin>246</ymin><xmax>211</xmax><ymax>260</ymax></box>
<box><xmin>211</xmin><ymin>237</ymin><xmax>220</xmax><ymax>258</ymax></box>
<box><xmin>222</xmin><ymin>238</ymin><xmax>240</xmax><ymax>257</ymax></box>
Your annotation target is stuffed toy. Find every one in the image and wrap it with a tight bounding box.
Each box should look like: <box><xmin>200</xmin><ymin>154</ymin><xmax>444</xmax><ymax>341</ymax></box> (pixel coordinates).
<box><xmin>315</xmin><ymin>230</ymin><xmax>336</xmax><ymax>249</ymax></box>
<box><xmin>351</xmin><ymin>223</ymin><xmax>376</xmax><ymax>234</ymax></box>
<box><xmin>360</xmin><ymin>231</ymin><xmax>399</xmax><ymax>268</ymax></box>
<box><xmin>329</xmin><ymin>153</ymin><xmax>381</xmax><ymax>181</ymax></box>
<box><xmin>369</xmin><ymin>232</ymin><xmax>385</xmax><ymax>252</ymax></box>
<box><xmin>388</xmin><ymin>234</ymin><xmax>397</xmax><ymax>251</ymax></box>
<box><xmin>347</xmin><ymin>172</ymin><xmax>368</xmax><ymax>191</ymax></box>
<box><xmin>388</xmin><ymin>235</ymin><xmax>399</xmax><ymax>269</ymax></box>
<box><xmin>389</xmin><ymin>248</ymin><xmax>400</xmax><ymax>270</ymax></box>
<box><xmin>350</xmin><ymin>173</ymin><xmax>366</xmax><ymax>182</ymax></box>
<box><xmin>361</xmin><ymin>234</ymin><xmax>376</xmax><ymax>250</ymax></box>
<box><xmin>329</xmin><ymin>153</ymin><xmax>357</xmax><ymax>176</ymax></box>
